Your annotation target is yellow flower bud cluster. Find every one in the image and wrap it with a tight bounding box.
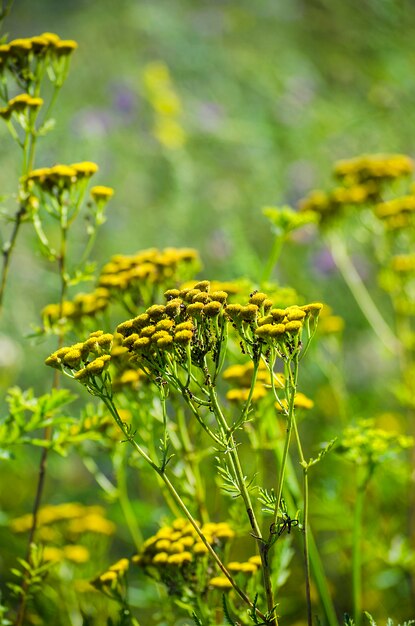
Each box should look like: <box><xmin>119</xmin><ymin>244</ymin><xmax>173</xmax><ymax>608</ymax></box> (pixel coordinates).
<box><xmin>299</xmin><ymin>154</ymin><xmax>414</xmax><ymax>223</ymax></box>
<box><xmin>10</xmin><ymin>502</ymin><xmax>107</xmax><ymax>533</ymax></box>
<box><xmin>390</xmin><ymin>254</ymin><xmax>415</xmax><ymax>274</ymax></box>
<box><xmin>43</xmin><ymin>544</ymin><xmax>90</xmax><ymax>564</ymax></box>
<box><xmin>116</xmin><ymin>280</ymin><xmax>229</xmax><ymax>365</ymax></box>
<box><xmin>92</xmin><ymin>558</ymin><xmax>129</xmax><ymax>593</ymax></box>
<box><xmin>98</xmin><ymin>247</ymin><xmax>200</xmax><ymax>295</ymax></box>
<box><xmin>275</xmin><ymin>392</ymin><xmax>314</xmax><ymax>412</ymax></box>
<box><xmin>207</xmin><ymin>555</ymin><xmax>262</xmax><ymax>591</ymax></box>
<box><xmin>223</xmin><ymin>360</ymin><xmax>281</xmax><ymax>404</ymax></box>
<box><xmin>251</xmin><ymin>303</ymin><xmax>321</xmax><ymax>343</ymax></box>
<box><xmin>11</xmin><ymin>503</ymin><xmax>115</xmax><ymax>570</ymax></box>
<box><xmin>299</xmin><ymin>183</ymin><xmax>377</xmax><ymax>220</ymax></box>
<box><xmin>0</xmin><ymin>33</ymin><xmax>77</xmax><ymax>59</ymax></box>
<box><xmin>44</xmin><ymin>330</ymin><xmax>113</xmax><ymax>384</ymax></box>
<box><xmin>132</xmin><ymin>518</ymin><xmax>235</xmax><ymax>596</ymax></box>
<box><xmin>0</xmin><ymin>93</ymin><xmax>43</xmax><ymax>119</ymax></box>
<box><xmin>0</xmin><ymin>34</ymin><xmax>77</xmax><ymax>81</ymax></box>
<box><xmin>143</xmin><ymin>61</ymin><xmax>186</xmax><ymax>149</ymax></box>
<box><xmin>337</xmin><ymin>419</ymin><xmax>413</xmax><ymax>465</ymax></box>
<box><xmin>374</xmin><ymin>195</ymin><xmax>415</xmax><ymax>231</ymax></box>
<box><xmin>27</xmin><ymin>161</ymin><xmax>101</xmax><ymax>193</ymax></box>
<box><xmin>42</xmin><ymin>288</ymin><xmax>111</xmax><ymax>326</ymax></box>
<box><xmin>115</xmin><ymin>281</ymin><xmax>322</xmax><ymax>376</ymax></box>
<box><xmin>334</xmin><ymin>154</ymin><xmax>413</xmax><ymax>185</ymax></box>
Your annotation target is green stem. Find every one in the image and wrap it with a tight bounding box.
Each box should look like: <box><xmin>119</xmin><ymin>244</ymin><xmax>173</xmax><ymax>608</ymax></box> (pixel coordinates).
<box><xmin>292</xmin><ymin>416</ymin><xmax>312</xmax><ymax>626</ymax></box>
<box><xmin>204</xmin><ymin>367</ymin><xmax>277</xmax><ymax>626</ymax></box>
<box><xmin>101</xmin><ymin>392</ymin><xmax>267</xmax><ymax>623</ymax></box>
<box><xmin>176</xmin><ymin>404</ymin><xmax>209</xmax><ymax>523</ymax></box>
<box><xmin>353</xmin><ymin>471</ymin><xmax>365</xmax><ymax>626</ymax></box>
<box><xmin>114</xmin><ymin>449</ymin><xmax>143</xmax><ymax>549</ymax></box>
<box><xmin>271</xmin><ymin>356</ymin><xmax>298</xmax><ymax>529</ymax></box>
<box><xmin>328</xmin><ymin>233</ymin><xmax>398</xmax><ymax>354</ymax></box>
<box><xmin>261</xmin><ymin>235</ymin><xmax>284</xmax><ymax>286</ymax></box>
<box><xmin>272</xmin><ymin>421</ymin><xmax>338</xmax><ymax>626</ymax></box>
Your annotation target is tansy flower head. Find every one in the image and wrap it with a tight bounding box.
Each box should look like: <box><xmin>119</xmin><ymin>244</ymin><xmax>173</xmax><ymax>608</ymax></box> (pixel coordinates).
<box><xmin>91</xmin><ymin>186</ymin><xmax>114</xmax><ymax>201</ymax></box>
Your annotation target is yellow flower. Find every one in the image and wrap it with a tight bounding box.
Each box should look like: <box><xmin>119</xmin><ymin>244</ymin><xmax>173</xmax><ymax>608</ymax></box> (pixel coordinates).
<box><xmin>90</xmin><ymin>185</ymin><xmax>114</xmax><ymax>200</ymax></box>
<box><xmin>63</xmin><ymin>545</ymin><xmax>90</xmax><ymax>563</ymax></box>
<box><xmin>43</xmin><ymin>546</ymin><xmax>64</xmax><ymax>562</ymax></box>
<box><xmin>54</xmin><ymin>40</ymin><xmax>78</xmax><ymax>55</ymax></box>
<box><xmin>153</xmin><ymin>117</ymin><xmax>186</xmax><ymax>149</ymax></box>
<box><xmin>109</xmin><ymin>558</ymin><xmax>129</xmax><ymax>573</ymax></box>
<box><xmin>9</xmin><ymin>38</ymin><xmax>32</xmax><ymax>52</ymax></box>
<box><xmin>41</xmin><ymin>32</ymin><xmax>61</xmax><ymax>44</ymax></box>
<box><xmin>209</xmin><ymin>576</ymin><xmax>232</xmax><ymax>590</ymax></box>
<box><xmin>71</xmin><ymin>161</ymin><xmax>99</xmax><ymax>176</ymax></box>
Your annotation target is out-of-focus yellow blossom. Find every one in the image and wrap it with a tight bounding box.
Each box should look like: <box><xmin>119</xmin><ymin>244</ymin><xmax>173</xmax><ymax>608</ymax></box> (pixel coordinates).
<box><xmin>153</xmin><ymin>117</ymin><xmax>186</xmax><ymax>149</ymax></box>
<box><xmin>337</xmin><ymin>419</ymin><xmax>413</xmax><ymax>465</ymax></box>
<box><xmin>143</xmin><ymin>61</ymin><xmax>186</xmax><ymax>149</ymax></box>
<box><xmin>208</xmin><ymin>576</ymin><xmax>233</xmax><ymax>590</ymax></box>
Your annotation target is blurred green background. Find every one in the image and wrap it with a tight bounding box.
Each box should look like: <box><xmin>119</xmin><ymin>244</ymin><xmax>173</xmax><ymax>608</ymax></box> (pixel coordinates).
<box><xmin>1</xmin><ymin>0</ymin><xmax>415</xmax><ymax>389</ymax></box>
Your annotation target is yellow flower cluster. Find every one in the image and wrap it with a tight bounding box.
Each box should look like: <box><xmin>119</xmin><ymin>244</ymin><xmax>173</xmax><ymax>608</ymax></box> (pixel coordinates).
<box><xmin>10</xmin><ymin>502</ymin><xmax>102</xmax><ymax>532</ymax></box>
<box><xmin>334</xmin><ymin>154</ymin><xmax>413</xmax><ymax>185</ymax></box>
<box><xmin>92</xmin><ymin>558</ymin><xmax>129</xmax><ymax>592</ymax></box>
<box><xmin>0</xmin><ymin>33</ymin><xmax>77</xmax><ymax>59</ymax></box>
<box><xmin>43</xmin><ymin>544</ymin><xmax>90</xmax><ymax>564</ymax></box>
<box><xmin>299</xmin><ymin>154</ymin><xmax>414</xmax><ymax>223</ymax></box>
<box><xmin>390</xmin><ymin>254</ymin><xmax>415</xmax><ymax>274</ymax></box>
<box><xmin>11</xmin><ymin>502</ymin><xmax>115</xmax><ymax>537</ymax></box>
<box><xmin>116</xmin><ymin>280</ymin><xmax>230</xmax><ymax>361</ymax></box>
<box><xmin>298</xmin><ymin>183</ymin><xmax>377</xmax><ymax>219</ymax></box>
<box><xmin>26</xmin><ymin>161</ymin><xmax>103</xmax><ymax>192</ymax></box>
<box><xmin>114</xmin><ymin>283</ymin><xmax>322</xmax><ymax>374</ymax></box>
<box><xmin>0</xmin><ymin>33</ymin><xmax>77</xmax><ymax>77</ymax></box>
<box><xmin>131</xmin><ymin>518</ymin><xmax>235</xmax><ymax>572</ymax></box>
<box><xmin>337</xmin><ymin>419</ymin><xmax>413</xmax><ymax>464</ymax></box>
<box><xmin>374</xmin><ymin>194</ymin><xmax>415</xmax><ymax>231</ymax></box>
<box><xmin>250</xmin><ymin>301</ymin><xmax>323</xmax><ymax>342</ymax></box>
<box><xmin>275</xmin><ymin>392</ymin><xmax>314</xmax><ymax>412</ymax></box>
<box><xmin>98</xmin><ymin>247</ymin><xmax>199</xmax><ymax>293</ymax></box>
<box><xmin>0</xmin><ymin>33</ymin><xmax>78</xmax><ymax>97</ymax></box>
<box><xmin>223</xmin><ymin>360</ymin><xmax>282</xmax><ymax>404</ymax></box>
<box><xmin>0</xmin><ymin>93</ymin><xmax>43</xmax><ymax>119</ymax></box>
<box><xmin>45</xmin><ymin>330</ymin><xmax>113</xmax><ymax>384</ymax></box>
<box><xmin>42</xmin><ymin>288</ymin><xmax>111</xmax><ymax>326</ymax></box>
<box><xmin>143</xmin><ymin>61</ymin><xmax>186</xmax><ymax>149</ymax></box>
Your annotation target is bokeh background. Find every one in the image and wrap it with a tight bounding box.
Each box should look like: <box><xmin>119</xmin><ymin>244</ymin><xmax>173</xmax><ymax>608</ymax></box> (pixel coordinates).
<box><xmin>2</xmin><ymin>0</ymin><xmax>415</xmax><ymax>388</ymax></box>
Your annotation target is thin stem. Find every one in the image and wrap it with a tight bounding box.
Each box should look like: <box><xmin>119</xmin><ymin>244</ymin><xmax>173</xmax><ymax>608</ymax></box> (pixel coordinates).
<box><xmin>271</xmin><ymin>356</ymin><xmax>299</xmax><ymax>529</ymax></box>
<box><xmin>292</xmin><ymin>416</ymin><xmax>312</xmax><ymax>626</ymax></box>
<box><xmin>101</xmin><ymin>392</ymin><xmax>267</xmax><ymax>623</ymax></box>
<box><xmin>114</xmin><ymin>449</ymin><xmax>143</xmax><ymax>549</ymax></box>
<box><xmin>0</xmin><ymin>205</ymin><xmax>26</xmax><ymax>310</ymax></box>
<box><xmin>176</xmin><ymin>404</ymin><xmax>209</xmax><ymax>523</ymax></box>
<box><xmin>353</xmin><ymin>470</ymin><xmax>365</xmax><ymax>626</ymax></box>
<box><xmin>261</xmin><ymin>235</ymin><xmax>283</xmax><ymax>287</ymax></box>
<box><xmin>204</xmin><ymin>366</ymin><xmax>277</xmax><ymax>626</ymax></box>
<box><xmin>270</xmin><ymin>417</ymin><xmax>338</xmax><ymax>626</ymax></box>
<box><xmin>328</xmin><ymin>232</ymin><xmax>398</xmax><ymax>353</ymax></box>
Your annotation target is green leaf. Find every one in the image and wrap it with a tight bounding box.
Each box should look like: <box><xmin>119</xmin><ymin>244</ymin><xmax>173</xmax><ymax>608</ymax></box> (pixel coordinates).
<box><xmin>263</xmin><ymin>205</ymin><xmax>318</xmax><ymax>237</ymax></box>
<box><xmin>37</xmin><ymin>118</ymin><xmax>56</xmax><ymax>136</ymax></box>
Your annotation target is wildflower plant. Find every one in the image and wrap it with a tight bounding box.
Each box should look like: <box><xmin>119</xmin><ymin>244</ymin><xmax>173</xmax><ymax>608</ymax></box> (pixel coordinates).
<box><xmin>0</xmin><ymin>5</ymin><xmax>414</xmax><ymax>626</ymax></box>
<box><xmin>44</xmin><ymin>280</ymin><xmax>327</xmax><ymax>624</ymax></box>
